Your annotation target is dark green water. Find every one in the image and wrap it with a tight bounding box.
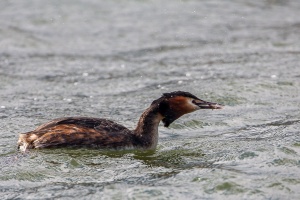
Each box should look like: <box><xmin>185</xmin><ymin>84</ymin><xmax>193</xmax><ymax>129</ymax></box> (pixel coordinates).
<box><xmin>0</xmin><ymin>0</ymin><xmax>300</xmax><ymax>199</ymax></box>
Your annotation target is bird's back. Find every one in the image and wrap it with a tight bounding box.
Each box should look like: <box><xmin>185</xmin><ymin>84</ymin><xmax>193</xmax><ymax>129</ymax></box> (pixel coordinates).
<box><xmin>18</xmin><ymin>117</ymin><xmax>135</xmax><ymax>151</ymax></box>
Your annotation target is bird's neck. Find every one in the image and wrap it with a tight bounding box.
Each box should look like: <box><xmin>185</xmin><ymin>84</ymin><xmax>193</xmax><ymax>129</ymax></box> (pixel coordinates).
<box><xmin>134</xmin><ymin>105</ymin><xmax>163</xmax><ymax>149</ymax></box>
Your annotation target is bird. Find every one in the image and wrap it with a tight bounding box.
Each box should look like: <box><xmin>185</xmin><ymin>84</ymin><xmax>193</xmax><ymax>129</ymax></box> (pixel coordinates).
<box><xmin>17</xmin><ymin>91</ymin><xmax>223</xmax><ymax>152</ymax></box>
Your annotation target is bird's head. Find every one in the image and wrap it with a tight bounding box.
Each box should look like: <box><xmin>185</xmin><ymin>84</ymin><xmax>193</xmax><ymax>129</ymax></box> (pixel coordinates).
<box><xmin>152</xmin><ymin>91</ymin><xmax>223</xmax><ymax>127</ymax></box>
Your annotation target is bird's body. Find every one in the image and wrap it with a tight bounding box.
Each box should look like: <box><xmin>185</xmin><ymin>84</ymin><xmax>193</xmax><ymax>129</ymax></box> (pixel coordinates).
<box><xmin>17</xmin><ymin>91</ymin><xmax>223</xmax><ymax>152</ymax></box>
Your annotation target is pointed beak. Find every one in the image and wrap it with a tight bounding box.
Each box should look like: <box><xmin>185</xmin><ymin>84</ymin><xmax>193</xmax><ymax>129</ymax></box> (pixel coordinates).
<box><xmin>194</xmin><ymin>99</ymin><xmax>223</xmax><ymax>109</ymax></box>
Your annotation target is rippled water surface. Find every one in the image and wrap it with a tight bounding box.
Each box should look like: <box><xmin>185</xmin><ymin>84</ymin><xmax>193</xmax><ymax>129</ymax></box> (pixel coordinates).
<box><xmin>1</xmin><ymin>0</ymin><xmax>300</xmax><ymax>199</ymax></box>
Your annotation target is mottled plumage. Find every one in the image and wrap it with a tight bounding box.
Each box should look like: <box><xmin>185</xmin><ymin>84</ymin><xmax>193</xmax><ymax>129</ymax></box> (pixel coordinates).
<box><xmin>18</xmin><ymin>91</ymin><xmax>223</xmax><ymax>151</ymax></box>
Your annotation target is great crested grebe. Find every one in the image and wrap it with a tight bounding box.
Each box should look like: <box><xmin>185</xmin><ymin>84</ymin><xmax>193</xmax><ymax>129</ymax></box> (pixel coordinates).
<box><xmin>17</xmin><ymin>91</ymin><xmax>223</xmax><ymax>152</ymax></box>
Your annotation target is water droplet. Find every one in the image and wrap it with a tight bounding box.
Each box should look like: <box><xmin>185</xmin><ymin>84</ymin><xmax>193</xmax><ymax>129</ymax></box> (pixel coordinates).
<box><xmin>186</xmin><ymin>72</ymin><xmax>191</xmax><ymax>77</ymax></box>
<box><xmin>178</xmin><ymin>80</ymin><xmax>183</xmax><ymax>84</ymax></box>
<box><xmin>0</xmin><ymin>106</ymin><xmax>5</xmax><ymax>109</ymax></box>
<box><xmin>82</xmin><ymin>72</ymin><xmax>89</xmax><ymax>77</ymax></box>
<box><xmin>63</xmin><ymin>98</ymin><xmax>72</xmax><ymax>102</ymax></box>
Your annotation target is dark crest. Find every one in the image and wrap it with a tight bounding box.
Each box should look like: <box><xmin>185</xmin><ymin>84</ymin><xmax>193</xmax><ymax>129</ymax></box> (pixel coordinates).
<box><xmin>151</xmin><ymin>91</ymin><xmax>199</xmax><ymax>106</ymax></box>
<box><xmin>162</xmin><ymin>91</ymin><xmax>199</xmax><ymax>100</ymax></box>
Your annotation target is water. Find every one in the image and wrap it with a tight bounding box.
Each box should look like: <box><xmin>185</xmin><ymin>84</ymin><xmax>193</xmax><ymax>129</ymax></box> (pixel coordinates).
<box><xmin>1</xmin><ymin>0</ymin><xmax>300</xmax><ymax>199</ymax></box>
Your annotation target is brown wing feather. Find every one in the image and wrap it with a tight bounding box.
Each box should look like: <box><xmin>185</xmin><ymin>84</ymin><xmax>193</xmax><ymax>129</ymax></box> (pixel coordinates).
<box><xmin>34</xmin><ymin>117</ymin><xmax>128</xmax><ymax>132</ymax></box>
<box><xmin>19</xmin><ymin>117</ymin><xmax>135</xmax><ymax>150</ymax></box>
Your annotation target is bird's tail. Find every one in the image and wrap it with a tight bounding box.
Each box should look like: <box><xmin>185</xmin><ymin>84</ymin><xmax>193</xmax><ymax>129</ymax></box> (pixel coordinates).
<box><xmin>17</xmin><ymin>132</ymin><xmax>37</xmax><ymax>152</ymax></box>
